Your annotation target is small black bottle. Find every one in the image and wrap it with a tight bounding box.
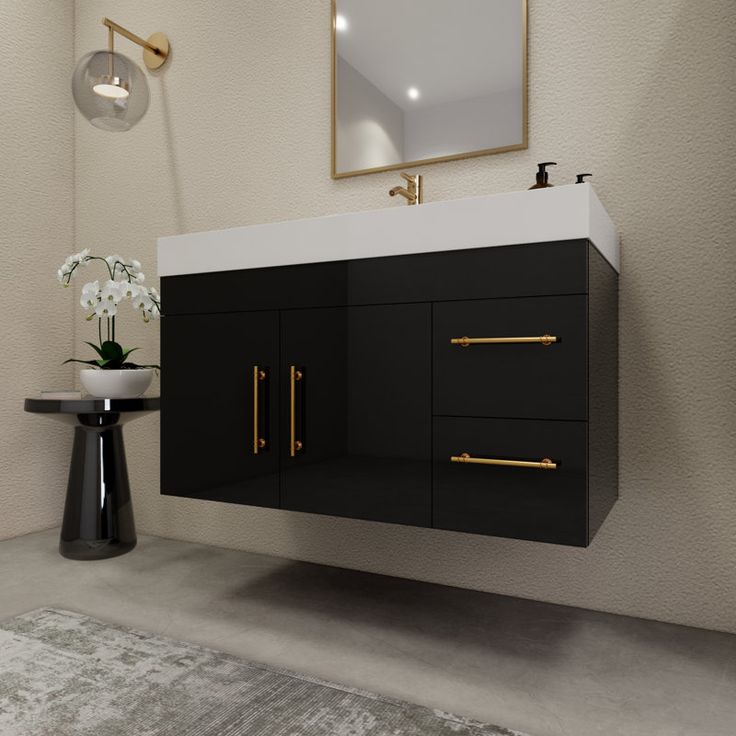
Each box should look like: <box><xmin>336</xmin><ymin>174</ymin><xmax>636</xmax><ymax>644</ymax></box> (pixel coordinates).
<box><xmin>529</xmin><ymin>162</ymin><xmax>557</xmax><ymax>189</ymax></box>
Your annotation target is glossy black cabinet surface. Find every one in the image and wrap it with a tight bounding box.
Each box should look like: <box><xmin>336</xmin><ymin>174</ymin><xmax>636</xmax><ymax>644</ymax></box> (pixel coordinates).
<box><xmin>163</xmin><ymin>241</ymin><xmax>589</xmax><ymax>316</ymax></box>
<box><xmin>161</xmin><ymin>240</ymin><xmax>618</xmax><ymax>547</ymax></box>
<box><xmin>281</xmin><ymin>304</ymin><xmax>431</xmax><ymax>525</ymax></box>
<box><xmin>434</xmin><ymin>295</ymin><xmax>587</xmax><ymax>421</ymax></box>
<box><xmin>161</xmin><ymin>311</ymin><xmax>279</xmax><ymax>507</ymax></box>
<box><xmin>434</xmin><ymin>417</ymin><xmax>587</xmax><ymax>546</ymax></box>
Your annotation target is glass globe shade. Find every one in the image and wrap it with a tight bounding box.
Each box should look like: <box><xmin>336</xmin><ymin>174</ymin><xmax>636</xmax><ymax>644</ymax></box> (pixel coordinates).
<box><xmin>72</xmin><ymin>50</ymin><xmax>149</xmax><ymax>132</ymax></box>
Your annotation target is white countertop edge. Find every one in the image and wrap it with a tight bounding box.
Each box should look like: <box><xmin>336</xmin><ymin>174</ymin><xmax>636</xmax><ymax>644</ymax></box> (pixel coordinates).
<box><xmin>157</xmin><ymin>184</ymin><xmax>620</xmax><ymax>277</ymax></box>
<box><xmin>586</xmin><ymin>186</ymin><xmax>620</xmax><ymax>273</ymax></box>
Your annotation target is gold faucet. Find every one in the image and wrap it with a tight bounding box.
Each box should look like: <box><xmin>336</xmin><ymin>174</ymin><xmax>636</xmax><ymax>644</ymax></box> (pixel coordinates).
<box><xmin>389</xmin><ymin>172</ymin><xmax>423</xmax><ymax>205</ymax></box>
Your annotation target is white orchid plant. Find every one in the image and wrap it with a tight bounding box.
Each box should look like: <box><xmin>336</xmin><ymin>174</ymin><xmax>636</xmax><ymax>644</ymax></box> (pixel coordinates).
<box><xmin>57</xmin><ymin>249</ymin><xmax>161</xmax><ymax>371</ymax></box>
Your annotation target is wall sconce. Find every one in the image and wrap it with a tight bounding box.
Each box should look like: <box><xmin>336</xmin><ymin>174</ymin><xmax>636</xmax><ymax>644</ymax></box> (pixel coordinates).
<box><xmin>72</xmin><ymin>18</ymin><xmax>170</xmax><ymax>132</ymax></box>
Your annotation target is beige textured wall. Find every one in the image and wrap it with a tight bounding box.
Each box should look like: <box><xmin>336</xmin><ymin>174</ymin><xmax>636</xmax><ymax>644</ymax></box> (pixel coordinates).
<box><xmin>0</xmin><ymin>2</ymin><xmax>74</xmax><ymax>540</ymax></box>
<box><xmin>74</xmin><ymin>1</ymin><xmax>736</xmax><ymax>633</ymax></box>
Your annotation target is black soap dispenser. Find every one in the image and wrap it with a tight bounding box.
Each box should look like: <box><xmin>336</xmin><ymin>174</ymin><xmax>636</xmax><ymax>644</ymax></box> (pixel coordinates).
<box><xmin>529</xmin><ymin>162</ymin><xmax>557</xmax><ymax>190</ymax></box>
<box><xmin>576</xmin><ymin>173</ymin><xmax>593</xmax><ymax>184</ymax></box>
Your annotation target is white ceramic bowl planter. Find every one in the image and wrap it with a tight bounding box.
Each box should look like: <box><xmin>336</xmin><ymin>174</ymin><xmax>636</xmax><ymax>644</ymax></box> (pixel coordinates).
<box><xmin>80</xmin><ymin>368</ymin><xmax>154</xmax><ymax>399</ymax></box>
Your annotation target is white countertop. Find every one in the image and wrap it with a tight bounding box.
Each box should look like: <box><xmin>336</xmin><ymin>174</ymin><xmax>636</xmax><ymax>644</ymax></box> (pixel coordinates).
<box><xmin>158</xmin><ymin>183</ymin><xmax>620</xmax><ymax>277</ymax></box>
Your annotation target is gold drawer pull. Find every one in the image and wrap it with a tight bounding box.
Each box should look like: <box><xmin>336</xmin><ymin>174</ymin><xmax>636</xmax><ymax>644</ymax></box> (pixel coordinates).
<box><xmin>290</xmin><ymin>365</ymin><xmax>303</xmax><ymax>457</ymax></box>
<box><xmin>451</xmin><ymin>453</ymin><xmax>557</xmax><ymax>470</ymax></box>
<box><xmin>450</xmin><ymin>335</ymin><xmax>557</xmax><ymax>347</ymax></box>
<box><xmin>253</xmin><ymin>366</ymin><xmax>267</xmax><ymax>455</ymax></box>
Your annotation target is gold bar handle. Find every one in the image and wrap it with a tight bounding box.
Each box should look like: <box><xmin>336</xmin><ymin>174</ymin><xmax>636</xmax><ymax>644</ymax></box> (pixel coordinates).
<box><xmin>450</xmin><ymin>335</ymin><xmax>557</xmax><ymax>347</ymax></box>
<box><xmin>253</xmin><ymin>366</ymin><xmax>267</xmax><ymax>455</ymax></box>
<box><xmin>451</xmin><ymin>453</ymin><xmax>557</xmax><ymax>470</ymax></box>
<box><xmin>289</xmin><ymin>365</ymin><xmax>303</xmax><ymax>457</ymax></box>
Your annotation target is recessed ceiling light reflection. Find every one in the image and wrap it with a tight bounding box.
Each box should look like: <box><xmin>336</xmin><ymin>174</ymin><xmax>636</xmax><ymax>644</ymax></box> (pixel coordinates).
<box><xmin>335</xmin><ymin>14</ymin><xmax>348</xmax><ymax>31</ymax></box>
<box><xmin>407</xmin><ymin>87</ymin><xmax>420</xmax><ymax>100</ymax></box>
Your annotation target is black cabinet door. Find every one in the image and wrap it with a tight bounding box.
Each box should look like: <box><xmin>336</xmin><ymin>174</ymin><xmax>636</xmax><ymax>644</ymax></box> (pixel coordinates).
<box><xmin>281</xmin><ymin>304</ymin><xmax>431</xmax><ymax>526</ymax></box>
<box><xmin>161</xmin><ymin>311</ymin><xmax>279</xmax><ymax>507</ymax></box>
<box><xmin>434</xmin><ymin>296</ymin><xmax>587</xmax><ymax>421</ymax></box>
<box><xmin>434</xmin><ymin>417</ymin><xmax>588</xmax><ymax>546</ymax></box>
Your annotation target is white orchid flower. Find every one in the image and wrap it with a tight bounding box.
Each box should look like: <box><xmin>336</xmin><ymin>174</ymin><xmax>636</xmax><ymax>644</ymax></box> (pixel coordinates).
<box><xmin>148</xmin><ymin>287</ymin><xmax>161</xmax><ymax>313</ymax></box>
<box><xmin>105</xmin><ymin>254</ymin><xmax>126</xmax><ymax>278</ymax></box>
<box><xmin>132</xmin><ymin>288</ymin><xmax>153</xmax><ymax>312</ymax></box>
<box><xmin>95</xmin><ymin>301</ymin><xmax>117</xmax><ymax>318</ymax></box>
<box><xmin>119</xmin><ymin>281</ymin><xmax>140</xmax><ymax>300</ymax></box>
<box><xmin>72</xmin><ymin>248</ymin><xmax>90</xmax><ymax>266</ymax></box>
<box><xmin>100</xmin><ymin>279</ymin><xmax>123</xmax><ymax>305</ymax></box>
<box><xmin>67</xmin><ymin>250</ymin><xmax>84</xmax><ymax>265</ymax></box>
<box><xmin>80</xmin><ymin>281</ymin><xmax>100</xmax><ymax>309</ymax></box>
<box><xmin>56</xmin><ymin>262</ymin><xmax>73</xmax><ymax>284</ymax></box>
<box><xmin>82</xmin><ymin>279</ymin><xmax>99</xmax><ymax>294</ymax></box>
<box><xmin>58</xmin><ymin>252</ymin><xmax>161</xmax><ymax>362</ymax></box>
<box><xmin>57</xmin><ymin>249</ymin><xmax>92</xmax><ymax>285</ymax></box>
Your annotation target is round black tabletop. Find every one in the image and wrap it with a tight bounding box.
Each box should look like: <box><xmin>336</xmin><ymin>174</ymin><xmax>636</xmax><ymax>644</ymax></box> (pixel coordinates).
<box><xmin>24</xmin><ymin>396</ymin><xmax>160</xmax><ymax>414</ymax></box>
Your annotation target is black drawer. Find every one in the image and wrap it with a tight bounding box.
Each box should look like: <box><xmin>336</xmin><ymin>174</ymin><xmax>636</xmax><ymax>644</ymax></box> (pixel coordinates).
<box><xmin>433</xmin><ymin>417</ymin><xmax>588</xmax><ymax>546</ymax></box>
<box><xmin>434</xmin><ymin>295</ymin><xmax>587</xmax><ymax>421</ymax></box>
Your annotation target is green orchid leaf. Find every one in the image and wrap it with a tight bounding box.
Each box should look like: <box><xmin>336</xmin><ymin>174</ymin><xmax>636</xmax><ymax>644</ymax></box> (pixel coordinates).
<box><xmin>65</xmin><ymin>349</ymin><xmax>158</xmax><ymax>371</ymax></box>
<box><xmin>63</xmin><ymin>358</ymin><xmax>102</xmax><ymax>366</ymax></box>
<box><xmin>85</xmin><ymin>342</ymin><xmax>106</xmax><ymax>359</ymax></box>
<box><xmin>100</xmin><ymin>341</ymin><xmax>124</xmax><ymax>361</ymax></box>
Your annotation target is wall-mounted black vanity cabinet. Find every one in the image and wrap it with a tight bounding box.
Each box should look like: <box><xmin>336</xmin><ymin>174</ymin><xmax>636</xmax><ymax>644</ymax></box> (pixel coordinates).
<box><xmin>161</xmin><ymin>239</ymin><xmax>618</xmax><ymax>547</ymax></box>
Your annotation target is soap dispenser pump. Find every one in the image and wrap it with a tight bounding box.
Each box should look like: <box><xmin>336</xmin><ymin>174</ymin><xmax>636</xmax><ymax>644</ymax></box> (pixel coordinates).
<box><xmin>576</xmin><ymin>173</ymin><xmax>593</xmax><ymax>184</ymax></box>
<box><xmin>529</xmin><ymin>162</ymin><xmax>557</xmax><ymax>189</ymax></box>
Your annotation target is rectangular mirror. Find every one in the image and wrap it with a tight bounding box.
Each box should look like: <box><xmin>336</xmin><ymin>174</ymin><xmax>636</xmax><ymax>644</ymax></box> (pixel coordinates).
<box><xmin>332</xmin><ymin>0</ymin><xmax>528</xmax><ymax>179</ymax></box>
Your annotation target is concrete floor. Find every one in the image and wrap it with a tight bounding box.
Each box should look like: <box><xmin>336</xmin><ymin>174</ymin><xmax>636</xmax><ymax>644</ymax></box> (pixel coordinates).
<box><xmin>0</xmin><ymin>530</ymin><xmax>734</xmax><ymax>736</ymax></box>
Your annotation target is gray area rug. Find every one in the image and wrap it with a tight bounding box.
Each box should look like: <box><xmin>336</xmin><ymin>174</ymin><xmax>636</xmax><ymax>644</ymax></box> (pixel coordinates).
<box><xmin>0</xmin><ymin>609</ymin><xmax>527</xmax><ymax>736</ymax></box>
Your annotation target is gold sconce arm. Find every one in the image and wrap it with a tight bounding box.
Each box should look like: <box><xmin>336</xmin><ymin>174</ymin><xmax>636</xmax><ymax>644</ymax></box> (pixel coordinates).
<box><xmin>101</xmin><ymin>17</ymin><xmax>170</xmax><ymax>70</ymax></box>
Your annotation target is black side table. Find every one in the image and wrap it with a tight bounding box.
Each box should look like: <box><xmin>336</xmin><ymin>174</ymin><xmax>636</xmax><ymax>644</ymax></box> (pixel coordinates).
<box><xmin>24</xmin><ymin>397</ymin><xmax>160</xmax><ymax>561</ymax></box>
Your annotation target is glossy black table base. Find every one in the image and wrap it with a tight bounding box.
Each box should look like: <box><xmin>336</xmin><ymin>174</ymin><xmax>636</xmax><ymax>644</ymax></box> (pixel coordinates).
<box><xmin>24</xmin><ymin>397</ymin><xmax>160</xmax><ymax>561</ymax></box>
<box><xmin>62</xmin><ymin>425</ymin><xmax>136</xmax><ymax>560</ymax></box>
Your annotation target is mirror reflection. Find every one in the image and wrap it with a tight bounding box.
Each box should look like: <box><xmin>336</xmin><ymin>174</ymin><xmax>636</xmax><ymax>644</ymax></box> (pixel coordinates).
<box><xmin>333</xmin><ymin>0</ymin><xmax>527</xmax><ymax>178</ymax></box>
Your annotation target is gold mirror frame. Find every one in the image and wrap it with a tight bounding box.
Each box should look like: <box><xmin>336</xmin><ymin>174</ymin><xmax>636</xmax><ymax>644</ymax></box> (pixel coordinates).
<box><xmin>331</xmin><ymin>0</ymin><xmax>528</xmax><ymax>179</ymax></box>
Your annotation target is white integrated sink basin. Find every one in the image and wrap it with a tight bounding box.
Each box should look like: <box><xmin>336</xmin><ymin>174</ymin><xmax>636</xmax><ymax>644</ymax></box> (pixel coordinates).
<box><xmin>158</xmin><ymin>183</ymin><xmax>619</xmax><ymax>277</ymax></box>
